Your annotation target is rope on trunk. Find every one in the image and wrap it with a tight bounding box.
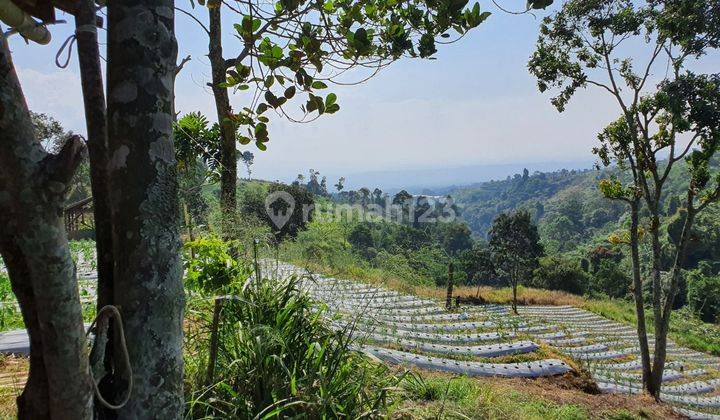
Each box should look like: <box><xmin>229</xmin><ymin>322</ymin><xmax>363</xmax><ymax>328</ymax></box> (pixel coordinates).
<box><xmin>86</xmin><ymin>305</ymin><xmax>133</xmax><ymax>410</ymax></box>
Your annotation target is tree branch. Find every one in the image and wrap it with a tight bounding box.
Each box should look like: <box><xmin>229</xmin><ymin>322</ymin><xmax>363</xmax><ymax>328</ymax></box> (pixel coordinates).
<box><xmin>672</xmin><ymin>134</ymin><xmax>698</xmax><ymax>163</ymax></box>
<box><xmin>175</xmin><ymin>55</ymin><xmax>192</xmax><ymax>76</ymax></box>
<box><xmin>39</xmin><ymin>135</ymin><xmax>87</xmax><ymax>190</ymax></box>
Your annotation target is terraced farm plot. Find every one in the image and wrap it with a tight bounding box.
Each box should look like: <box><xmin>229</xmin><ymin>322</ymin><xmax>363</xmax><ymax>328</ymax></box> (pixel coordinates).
<box><xmin>269</xmin><ymin>262</ymin><xmax>720</xmax><ymax>419</ymax></box>
<box><xmin>2</xmin><ymin>258</ymin><xmax>720</xmax><ymax>418</ymax></box>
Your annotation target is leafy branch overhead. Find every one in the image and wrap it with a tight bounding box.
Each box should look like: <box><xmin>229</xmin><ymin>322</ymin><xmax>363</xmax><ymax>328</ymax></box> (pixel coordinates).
<box><xmin>201</xmin><ymin>0</ymin><xmax>503</xmax><ymax>151</ymax></box>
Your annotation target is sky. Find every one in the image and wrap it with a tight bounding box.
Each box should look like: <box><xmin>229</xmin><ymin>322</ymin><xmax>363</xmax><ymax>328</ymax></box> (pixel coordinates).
<box><xmin>7</xmin><ymin>2</ymin><xmax>719</xmax><ymax>189</ymax></box>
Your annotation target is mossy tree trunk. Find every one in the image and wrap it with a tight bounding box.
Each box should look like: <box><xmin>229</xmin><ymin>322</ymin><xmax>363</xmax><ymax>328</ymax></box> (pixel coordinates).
<box><xmin>106</xmin><ymin>1</ymin><xmax>185</xmax><ymax>417</ymax></box>
<box><xmin>0</xmin><ymin>31</ymin><xmax>93</xmax><ymax>419</ymax></box>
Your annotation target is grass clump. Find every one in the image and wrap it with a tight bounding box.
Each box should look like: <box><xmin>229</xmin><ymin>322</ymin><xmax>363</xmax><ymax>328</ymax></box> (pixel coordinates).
<box><xmin>183</xmin><ymin>254</ymin><xmax>402</xmax><ymax>418</ymax></box>
<box><xmin>398</xmin><ymin>374</ymin><xmax>589</xmax><ymax>419</ymax></box>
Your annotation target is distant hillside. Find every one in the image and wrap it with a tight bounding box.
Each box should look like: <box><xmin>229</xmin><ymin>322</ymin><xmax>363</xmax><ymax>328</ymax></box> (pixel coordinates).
<box><xmin>443</xmin><ymin>160</ymin><xmax>718</xmax><ymax>255</ymax></box>
<box><xmin>324</xmin><ymin>160</ymin><xmax>594</xmax><ymax>192</ymax></box>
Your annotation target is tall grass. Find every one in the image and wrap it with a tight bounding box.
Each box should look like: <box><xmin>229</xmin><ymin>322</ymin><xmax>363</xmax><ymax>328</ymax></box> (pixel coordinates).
<box><xmin>184</xmin><ymin>273</ymin><xmax>402</xmax><ymax>419</ymax></box>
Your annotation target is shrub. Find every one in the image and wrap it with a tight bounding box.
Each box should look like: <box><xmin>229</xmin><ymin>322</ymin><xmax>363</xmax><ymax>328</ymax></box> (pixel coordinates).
<box><xmin>687</xmin><ymin>267</ymin><xmax>720</xmax><ymax>323</ymax></box>
<box><xmin>373</xmin><ymin>250</ymin><xmax>419</xmax><ymax>284</ymax></box>
<box><xmin>183</xmin><ymin>236</ymin><xmax>252</xmax><ymax>293</ymax></box>
<box><xmin>408</xmin><ymin>246</ymin><xmax>450</xmax><ymax>286</ymax></box>
<box><xmin>531</xmin><ymin>256</ymin><xmax>588</xmax><ymax>295</ymax></box>
<box><xmin>295</xmin><ymin>220</ymin><xmax>349</xmax><ymax>267</ymax></box>
<box><xmin>590</xmin><ymin>260</ymin><xmax>631</xmax><ymax>299</ymax></box>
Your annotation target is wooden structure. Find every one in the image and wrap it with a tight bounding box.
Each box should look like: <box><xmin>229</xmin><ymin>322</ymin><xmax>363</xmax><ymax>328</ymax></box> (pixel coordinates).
<box><xmin>64</xmin><ymin>197</ymin><xmax>94</xmax><ymax>235</ymax></box>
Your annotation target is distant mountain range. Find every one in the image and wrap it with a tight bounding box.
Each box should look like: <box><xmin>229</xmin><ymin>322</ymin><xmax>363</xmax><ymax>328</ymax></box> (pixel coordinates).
<box><xmin>332</xmin><ymin>160</ymin><xmax>595</xmax><ymax>194</ymax></box>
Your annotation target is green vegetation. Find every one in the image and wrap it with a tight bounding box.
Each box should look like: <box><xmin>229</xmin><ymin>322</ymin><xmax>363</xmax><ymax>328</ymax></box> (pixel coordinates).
<box><xmin>182</xmin><ymin>239</ymin><xmax>402</xmax><ymax>418</ymax></box>
<box><xmin>260</xmin><ymin>201</ymin><xmax>720</xmax><ymax>357</ymax></box>
<box><xmin>399</xmin><ymin>375</ymin><xmax>588</xmax><ymax>419</ymax></box>
<box><xmin>489</xmin><ymin>210</ymin><xmax>544</xmax><ymax>313</ymax></box>
<box><xmin>529</xmin><ymin>0</ymin><xmax>720</xmax><ymax>396</ymax></box>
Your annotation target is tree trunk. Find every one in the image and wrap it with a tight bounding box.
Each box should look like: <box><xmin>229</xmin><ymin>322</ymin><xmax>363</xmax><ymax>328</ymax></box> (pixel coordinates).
<box><xmin>648</xmin><ymin>199</ymin><xmax>697</xmax><ymax>400</ymax></box>
<box><xmin>75</xmin><ymin>0</ymin><xmax>113</xmax><ymax>315</ymax></box>
<box><xmin>74</xmin><ymin>0</ymin><xmax>117</xmax><ymax>391</ymax></box>
<box><xmin>629</xmin><ymin>201</ymin><xmax>652</xmax><ymax>393</ymax></box>
<box><xmin>0</xmin><ymin>32</ymin><xmax>93</xmax><ymax>418</ymax></box>
<box><xmin>510</xmin><ymin>268</ymin><xmax>518</xmax><ymax>314</ymax></box>
<box><xmin>208</xmin><ymin>2</ymin><xmax>238</xmax><ymax>239</ymax></box>
<box><xmin>445</xmin><ymin>262</ymin><xmax>454</xmax><ymax>310</ymax></box>
<box><xmin>1</xmin><ymin>240</ymin><xmax>50</xmax><ymax>419</ymax></box>
<box><xmin>649</xmin><ymin>213</ymin><xmax>663</xmax><ymax>341</ymax></box>
<box><xmin>106</xmin><ymin>1</ymin><xmax>185</xmax><ymax>417</ymax></box>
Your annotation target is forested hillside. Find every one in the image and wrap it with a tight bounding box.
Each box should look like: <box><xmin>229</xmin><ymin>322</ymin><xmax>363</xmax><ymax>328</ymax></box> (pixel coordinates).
<box><xmin>447</xmin><ymin>161</ymin><xmax>720</xmax><ymax>258</ymax></box>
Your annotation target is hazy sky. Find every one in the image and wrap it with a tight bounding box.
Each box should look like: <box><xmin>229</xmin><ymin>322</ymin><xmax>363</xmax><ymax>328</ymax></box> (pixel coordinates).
<box><xmin>7</xmin><ymin>2</ymin><xmax>719</xmax><ymax>186</ymax></box>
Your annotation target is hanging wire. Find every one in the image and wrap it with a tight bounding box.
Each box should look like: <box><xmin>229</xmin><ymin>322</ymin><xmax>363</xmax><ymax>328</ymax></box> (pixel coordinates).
<box><xmin>55</xmin><ymin>24</ymin><xmax>98</xmax><ymax>68</ymax></box>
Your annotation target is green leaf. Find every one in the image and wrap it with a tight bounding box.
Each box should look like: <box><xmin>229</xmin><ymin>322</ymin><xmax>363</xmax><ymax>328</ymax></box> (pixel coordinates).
<box><xmin>284</xmin><ymin>86</ymin><xmax>296</xmax><ymax>99</ymax></box>
<box><xmin>256</xmin><ymin>141</ymin><xmax>267</xmax><ymax>151</ymax></box>
<box><xmin>256</xmin><ymin>103</ymin><xmax>268</xmax><ymax>114</ymax></box>
<box><xmin>323</xmin><ymin>0</ymin><xmax>334</xmax><ymax>12</ymax></box>
<box><xmin>265</xmin><ymin>75</ymin><xmax>275</xmax><ymax>88</ymax></box>
<box><xmin>265</xmin><ymin>91</ymin><xmax>279</xmax><ymax>107</ymax></box>
<box><xmin>325</xmin><ymin>93</ymin><xmax>337</xmax><ymax>106</ymax></box>
<box><xmin>527</xmin><ymin>0</ymin><xmax>553</xmax><ymax>10</ymax></box>
<box><xmin>311</xmin><ymin>81</ymin><xmax>328</xmax><ymax>89</ymax></box>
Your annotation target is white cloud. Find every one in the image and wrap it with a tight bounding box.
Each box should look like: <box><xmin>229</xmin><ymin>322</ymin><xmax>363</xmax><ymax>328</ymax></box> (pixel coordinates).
<box><xmin>15</xmin><ymin>67</ymin><xmax>86</xmax><ymax>134</ymax></box>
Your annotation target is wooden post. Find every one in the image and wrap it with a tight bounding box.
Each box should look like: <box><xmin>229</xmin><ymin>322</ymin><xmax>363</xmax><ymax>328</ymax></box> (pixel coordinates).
<box><xmin>205</xmin><ymin>297</ymin><xmax>224</xmax><ymax>386</ymax></box>
<box><xmin>183</xmin><ymin>202</ymin><xmax>195</xmax><ymax>260</ymax></box>
<box><xmin>445</xmin><ymin>262</ymin><xmax>454</xmax><ymax>310</ymax></box>
<box><xmin>253</xmin><ymin>238</ymin><xmax>262</xmax><ymax>285</ymax></box>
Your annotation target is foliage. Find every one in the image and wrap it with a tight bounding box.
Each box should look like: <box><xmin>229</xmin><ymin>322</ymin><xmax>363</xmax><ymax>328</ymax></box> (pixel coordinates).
<box><xmin>457</xmin><ymin>245</ymin><xmax>496</xmax><ymax>285</ymax></box>
<box><xmin>183</xmin><ymin>236</ymin><xmax>252</xmax><ymax>293</ymax></box>
<box><xmin>686</xmin><ymin>263</ymin><xmax>720</xmax><ymax>323</ymax></box>
<box><xmin>399</xmin><ymin>374</ymin><xmax>599</xmax><ymax>420</ymax></box>
<box><xmin>447</xmin><ymin>167</ymin><xmax>627</xmax><ymax>248</ymax></box>
<box><xmin>185</xmin><ymin>272</ymin><xmax>401</xmax><ymax>418</ymax></box>
<box><xmin>241</xmin><ymin>182</ymin><xmax>315</xmax><ymax>240</ymax></box>
<box><xmin>204</xmin><ymin>0</ymin><xmax>501</xmax><ymax>152</ymax></box>
<box><xmin>408</xmin><ymin>246</ymin><xmax>451</xmax><ymax>286</ymax></box>
<box><xmin>239</xmin><ymin>151</ymin><xmax>254</xmax><ymax>179</ymax></box>
<box><xmin>531</xmin><ymin>255</ymin><xmax>588</xmax><ymax>295</ymax></box>
<box><xmin>667</xmin><ymin>204</ymin><xmax>720</xmax><ymax>272</ymax></box>
<box><xmin>590</xmin><ymin>260</ymin><xmax>631</xmax><ymax>299</ymax></box>
<box><xmin>489</xmin><ymin>211</ymin><xmax>544</xmax><ymax>311</ymax></box>
<box><xmin>294</xmin><ymin>218</ymin><xmax>350</xmax><ymax>268</ymax></box>
<box><xmin>489</xmin><ymin>212</ymin><xmax>543</xmax><ymax>281</ymax></box>
<box><xmin>529</xmin><ymin>0</ymin><xmax>720</xmax><ymax>394</ymax></box>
